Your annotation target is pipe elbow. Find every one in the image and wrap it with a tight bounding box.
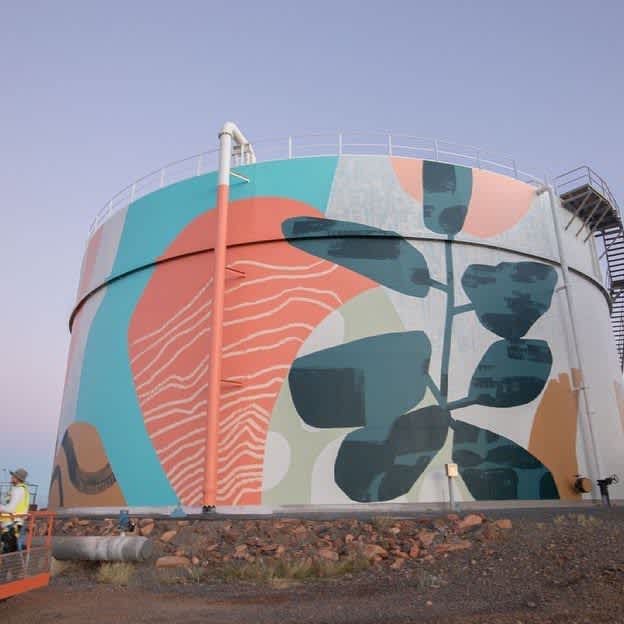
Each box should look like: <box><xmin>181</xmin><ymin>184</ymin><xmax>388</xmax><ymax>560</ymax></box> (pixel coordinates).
<box><xmin>219</xmin><ymin>121</ymin><xmax>238</xmax><ymax>139</ymax></box>
<box><xmin>219</xmin><ymin>122</ymin><xmax>256</xmax><ymax>164</ymax></box>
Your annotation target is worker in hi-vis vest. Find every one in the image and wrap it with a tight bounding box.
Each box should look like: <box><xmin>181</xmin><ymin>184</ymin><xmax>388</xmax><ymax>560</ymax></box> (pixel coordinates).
<box><xmin>0</xmin><ymin>468</ymin><xmax>30</xmax><ymax>553</ymax></box>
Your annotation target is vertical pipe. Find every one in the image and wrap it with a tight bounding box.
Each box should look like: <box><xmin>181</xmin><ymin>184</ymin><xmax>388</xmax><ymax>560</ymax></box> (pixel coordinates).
<box><xmin>448</xmin><ymin>476</ymin><xmax>456</xmax><ymax>512</ymax></box>
<box><xmin>203</xmin><ymin>130</ymin><xmax>233</xmax><ymax>508</ymax></box>
<box><xmin>545</xmin><ymin>182</ymin><xmax>602</xmax><ymax>493</ymax></box>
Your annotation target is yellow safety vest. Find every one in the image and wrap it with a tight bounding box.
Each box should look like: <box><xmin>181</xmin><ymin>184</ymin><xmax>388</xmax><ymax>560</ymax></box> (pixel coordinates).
<box><xmin>1</xmin><ymin>483</ymin><xmax>30</xmax><ymax>525</ymax></box>
<box><xmin>14</xmin><ymin>483</ymin><xmax>30</xmax><ymax>516</ymax></box>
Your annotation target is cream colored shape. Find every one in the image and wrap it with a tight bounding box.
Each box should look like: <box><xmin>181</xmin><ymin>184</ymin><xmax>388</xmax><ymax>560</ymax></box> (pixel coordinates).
<box><xmin>263</xmin><ymin>287</ymin><xmax>406</xmax><ymax>505</ymax></box>
<box><xmin>406</xmin><ymin>426</ymin><xmax>473</xmax><ymax>503</ymax></box>
<box><xmin>262</xmin><ymin>431</ymin><xmax>292</xmax><ymax>491</ymax></box>
<box><xmin>311</xmin><ymin>435</ymin><xmax>357</xmax><ymax>504</ymax></box>
<box><xmin>296</xmin><ymin>308</ymin><xmax>345</xmax><ymax>358</ymax></box>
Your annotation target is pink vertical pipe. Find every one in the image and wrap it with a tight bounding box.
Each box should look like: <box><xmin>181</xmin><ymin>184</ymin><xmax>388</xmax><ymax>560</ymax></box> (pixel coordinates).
<box><xmin>203</xmin><ymin>130</ymin><xmax>233</xmax><ymax>507</ymax></box>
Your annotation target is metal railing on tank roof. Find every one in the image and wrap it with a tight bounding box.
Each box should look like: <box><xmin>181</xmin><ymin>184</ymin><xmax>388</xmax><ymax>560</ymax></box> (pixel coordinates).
<box><xmin>554</xmin><ymin>165</ymin><xmax>622</xmax><ymax>221</ymax></box>
<box><xmin>87</xmin><ymin>132</ymin><xmax>543</xmax><ymax>238</ymax></box>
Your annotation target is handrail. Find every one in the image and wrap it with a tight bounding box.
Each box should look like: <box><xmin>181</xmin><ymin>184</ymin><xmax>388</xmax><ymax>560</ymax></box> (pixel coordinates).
<box><xmin>86</xmin><ymin>131</ymin><xmax>545</xmax><ymax>239</ymax></box>
<box><xmin>555</xmin><ymin>165</ymin><xmax>622</xmax><ymax>224</ymax></box>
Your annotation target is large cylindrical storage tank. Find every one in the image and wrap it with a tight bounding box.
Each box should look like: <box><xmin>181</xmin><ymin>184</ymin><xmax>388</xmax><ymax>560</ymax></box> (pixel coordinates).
<box><xmin>50</xmin><ymin>140</ymin><xmax>624</xmax><ymax>510</ymax></box>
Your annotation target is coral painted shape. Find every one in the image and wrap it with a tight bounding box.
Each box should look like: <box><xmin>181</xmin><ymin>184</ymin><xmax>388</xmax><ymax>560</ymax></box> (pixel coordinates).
<box><xmin>128</xmin><ymin>198</ymin><xmax>376</xmax><ymax>506</ymax></box>
<box><xmin>391</xmin><ymin>158</ymin><xmax>423</xmax><ymax>204</ymax></box>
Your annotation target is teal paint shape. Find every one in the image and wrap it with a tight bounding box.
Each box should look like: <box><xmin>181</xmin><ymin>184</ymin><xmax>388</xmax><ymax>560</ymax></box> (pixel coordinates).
<box><xmin>110</xmin><ymin>172</ymin><xmax>219</xmax><ymax>281</ymax></box>
<box><xmin>75</xmin><ymin>269</ymin><xmax>177</xmax><ymax>505</ymax></box>
<box><xmin>74</xmin><ymin>157</ymin><xmax>339</xmax><ymax>505</ymax></box>
<box><xmin>451</xmin><ymin>419</ymin><xmax>558</xmax><ymax>500</ymax></box>
<box><xmin>282</xmin><ymin>217</ymin><xmax>432</xmax><ymax>297</ymax></box>
<box><xmin>110</xmin><ymin>157</ymin><xmax>338</xmax><ymax>283</ymax></box>
<box><xmin>468</xmin><ymin>339</ymin><xmax>552</xmax><ymax>407</ymax></box>
<box><xmin>289</xmin><ymin>331</ymin><xmax>432</xmax><ymax>430</ymax></box>
<box><xmin>335</xmin><ymin>406</ymin><xmax>451</xmax><ymax>502</ymax></box>
<box><xmin>229</xmin><ymin>157</ymin><xmax>338</xmax><ymax>212</ymax></box>
<box><xmin>422</xmin><ymin>161</ymin><xmax>472</xmax><ymax>235</ymax></box>
<box><xmin>462</xmin><ymin>262</ymin><xmax>557</xmax><ymax>339</ymax></box>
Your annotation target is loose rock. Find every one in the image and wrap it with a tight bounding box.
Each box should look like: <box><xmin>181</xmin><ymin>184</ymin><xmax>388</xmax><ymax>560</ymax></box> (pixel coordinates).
<box><xmin>457</xmin><ymin>514</ymin><xmax>483</xmax><ymax>531</ymax></box>
<box><xmin>319</xmin><ymin>548</ymin><xmax>339</xmax><ymax>561</ymax></box>
<box><xmin>156</xmin><ymin>556</ymin><xmax>191</xmax><ymax>568</ymax></box>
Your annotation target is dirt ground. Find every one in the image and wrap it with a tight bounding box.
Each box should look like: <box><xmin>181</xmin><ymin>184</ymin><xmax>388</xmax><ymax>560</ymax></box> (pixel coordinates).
<box><xmin>2</xmin><ymin>508</ymin><xmax>624</xmax><ymax>624</ymax></box>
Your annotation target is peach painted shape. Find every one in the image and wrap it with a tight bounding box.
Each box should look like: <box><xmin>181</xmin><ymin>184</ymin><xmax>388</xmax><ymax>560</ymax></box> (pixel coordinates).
<box><xmin>463</xmin><ymin>169</ymin><xmax>535</xmax><ymax>238</ymax></box>
<box><xmin>528</xmin><ymin>370</ymin><xmax>581</xmax><ymax>500</ymax></box>
<box><xmin>391</xmin><ymin>158</ymin><xmax>423</xmax><ymax>205</ymax></box>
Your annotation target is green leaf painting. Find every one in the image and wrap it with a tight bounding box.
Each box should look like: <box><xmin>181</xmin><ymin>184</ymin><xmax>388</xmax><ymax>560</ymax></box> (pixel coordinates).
<box><xmin>422</xmin><ymin>161</ymin><xmax>472</xmax><ymax>235</ymax></box>
<box><xmin>451</xmin><ymin>419</ymin><xmax>558</xmax><ymax>500</ymax></box>
<box><xmin>468</xmin><ymin>339</ymin><xmax>552</xmax><ymax>408</ymax></box>
<box><xmin>289</xmin><ymin>331</ymin><xmax>432</xmax><ymax>430</ymax></box>
<box><xmin>335</xmin><ymin>406</ymin><xmax>451</xmax><ymax>502</ymax></box>
<box><xmin>462</xmin><ymin>262</ymin><xmax>557</xmax><ymax>339</ymax></box>
<box><xmin>282</xmin><ymin>217</ymin><xmax>432</xmax><ymax>297</ymax></box>
<box><xmin>281</xmin><ymin>163</ymin><xmax>559</xmax><ymax>504</ymax></box>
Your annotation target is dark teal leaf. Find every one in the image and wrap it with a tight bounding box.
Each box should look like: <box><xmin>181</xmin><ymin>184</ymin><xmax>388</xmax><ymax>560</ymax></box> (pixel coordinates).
<box><xmin>468</xmin><ymin>339</ymin><xmax>552</xmax><ymax>407</ymax></box>
<box><xmin>451</xmin><ymin>419</ymin><xmax>559</xmax><ymax>500</ymax></box>
<box><xmin>289</xmin><ymin>331</ymin><xmax>431</xmax><ymax>429</ymax></box>
<box><xmin>462</xmin><ymin>262</ymin><xmax>557</xmax><ymax>339</ymax></box>
<box><xmin>423</xmin><ymin>161</ymin><xmax>472</xmax><ymax>235</ymax></box>
<box><xmin>335</xmin><ymin>406</ymin><xmax>451</xmax><ymax>502</ymax></box>
<box><xmin>282</xmin><ymin>217</ymin><xmax>431</xmax><ymax>297</ymax></box>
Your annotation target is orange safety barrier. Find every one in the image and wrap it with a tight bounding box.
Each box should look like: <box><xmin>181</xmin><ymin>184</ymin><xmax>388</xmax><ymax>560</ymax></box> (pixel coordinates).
<box><xmin>0</xmin><ymin>511</ymin><xmax>55</xmax><ymax>600</ymax></box>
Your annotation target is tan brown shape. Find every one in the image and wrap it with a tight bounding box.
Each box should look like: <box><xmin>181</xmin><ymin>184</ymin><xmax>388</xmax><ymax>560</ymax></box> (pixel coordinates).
<box><xmin>48</xmin><ymin>422</ymin><xmax>126</xmax><ymax>509</ymax></box>
<box><xmin>528</xmin><ymin>370</ymin><xmax>581</xmax><ymax>500</ymax></box>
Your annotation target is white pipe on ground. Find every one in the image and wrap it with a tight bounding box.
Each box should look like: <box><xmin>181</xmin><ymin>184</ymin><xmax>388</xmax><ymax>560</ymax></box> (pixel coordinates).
<box><xmin>52</xmin><ymin>536</ymin><xmax>153</xmax><ymax>562</ymax></box>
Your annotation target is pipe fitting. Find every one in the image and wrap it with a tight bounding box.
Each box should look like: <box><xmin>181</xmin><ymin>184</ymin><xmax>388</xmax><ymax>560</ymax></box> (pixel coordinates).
<box><xmin>219</xmin><ymin>122</ymin><xmax>256</xmax><ymax>163</ymax></box>
<box><xmin>597</xmin><ymin>474</ymin><xmax>619</xmax><ymax>506</ymax></box>
<box><xmin>573</xmin><ymin>475</ymin><xmax>593</xmax><ymax>493</ymax></box>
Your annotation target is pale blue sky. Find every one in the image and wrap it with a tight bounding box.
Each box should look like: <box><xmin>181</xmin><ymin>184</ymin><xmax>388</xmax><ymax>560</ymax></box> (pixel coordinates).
<box><xmin>1</xmin><ymin>1</ymin><xmax>622</xmax><ymax>504</ymax></box>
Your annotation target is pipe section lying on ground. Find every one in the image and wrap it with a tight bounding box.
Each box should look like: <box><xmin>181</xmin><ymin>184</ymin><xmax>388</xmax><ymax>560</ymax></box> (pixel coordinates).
<box><xmin>51</xmin><ymin>536</ymin><xmax>153</xmax><ymax>562</ymax></box>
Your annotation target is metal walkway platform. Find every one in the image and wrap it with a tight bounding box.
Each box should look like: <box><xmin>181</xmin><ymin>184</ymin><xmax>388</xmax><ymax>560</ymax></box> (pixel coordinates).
<box><xmin>555</xmin><ymin>166</ymin><xmax>624</xmax><ymax>369</ymax></box>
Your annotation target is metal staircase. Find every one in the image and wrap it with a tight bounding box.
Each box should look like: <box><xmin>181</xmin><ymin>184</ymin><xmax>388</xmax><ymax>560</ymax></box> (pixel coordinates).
<box><xmin>555</xmin><ymin>166</ymin><xmax>624</xmax><ymax>369</ymax></box>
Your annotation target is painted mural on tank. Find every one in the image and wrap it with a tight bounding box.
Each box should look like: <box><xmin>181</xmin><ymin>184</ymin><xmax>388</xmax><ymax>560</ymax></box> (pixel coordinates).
<box><xmin>51</xmin><ymin>154</ymin><xmax>624</xmax><ymax>509</ymax></box>
<box><xmin>279</xmin><ymin>162</ymin><xmax>558</xmax><ymax>502</ymax></box>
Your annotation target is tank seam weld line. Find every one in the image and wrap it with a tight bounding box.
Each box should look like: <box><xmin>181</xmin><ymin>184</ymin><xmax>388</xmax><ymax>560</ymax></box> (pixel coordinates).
<box><xmin>69</xmin><ymin>235</ymin><xmax>611</xmax><ymax>332</ymax></box>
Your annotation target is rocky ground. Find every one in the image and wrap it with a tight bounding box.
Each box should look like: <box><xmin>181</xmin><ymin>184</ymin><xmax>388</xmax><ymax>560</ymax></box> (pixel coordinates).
<box><xmin>2</xmin><ymin>507</ymin><xmax>624</xmax><ymax>623</ymax></box>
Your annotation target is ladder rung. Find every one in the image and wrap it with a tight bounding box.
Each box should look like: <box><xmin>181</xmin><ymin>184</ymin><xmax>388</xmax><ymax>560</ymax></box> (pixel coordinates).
<box><xmin>230</xmin><ymin>171</ymin><xmax>250</xmax><ymax>182</ymax></box>
<box><xmin>225</xmin><ymin>266</ymin><xmax>246</xmax><ymax>277</ymax></box>
<box><xmin>221</xmin><ymin>378</ymin><xmax>244</xmax><ymax>386</ymax></box>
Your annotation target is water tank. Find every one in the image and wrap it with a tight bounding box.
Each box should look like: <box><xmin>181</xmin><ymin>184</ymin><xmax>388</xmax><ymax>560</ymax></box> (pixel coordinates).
<box><xmin>50</xmin><ymin>133</ymin><xmax>624</xmax><ymax>510</ymax></box>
